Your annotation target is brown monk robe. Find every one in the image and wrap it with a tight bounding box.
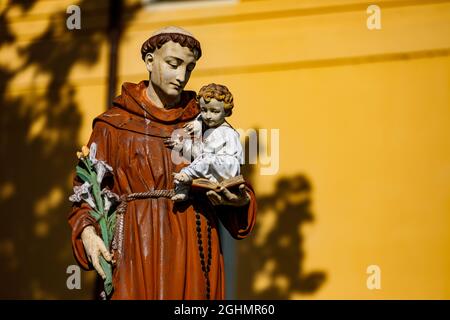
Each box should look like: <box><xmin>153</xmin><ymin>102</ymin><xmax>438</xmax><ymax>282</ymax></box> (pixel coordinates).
<box><xmin>68</xmin><ymin>80</ymin><xmax>257</xmax><ymax>299</ymax></box>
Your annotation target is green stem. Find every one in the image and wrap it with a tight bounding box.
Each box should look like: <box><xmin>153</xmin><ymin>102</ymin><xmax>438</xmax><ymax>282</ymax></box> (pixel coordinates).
<box><xmin>83</xmin><ymin>157</ymin><xmax>114</xmax><ymax>296</ymax></box>
<box><xmin>98</xmin><ymin>215</ymin><xmax>109</xmax><ymax>249</ymax></box>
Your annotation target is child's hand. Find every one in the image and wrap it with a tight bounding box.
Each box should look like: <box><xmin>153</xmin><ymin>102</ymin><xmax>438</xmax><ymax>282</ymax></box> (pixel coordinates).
<box><xmin>183</xmin><ymin>122</ymin><xmax>195</xmax><ymax>134</ymax></box>
<box><xmin>164</xmin><ymin>137</ymin><xmax>182</xmax><ymax>149</ymax></box>
<box><xmin>173</xmin><ymin>172</ymin><xmax>192</xmax><ymax>183</ymax></box>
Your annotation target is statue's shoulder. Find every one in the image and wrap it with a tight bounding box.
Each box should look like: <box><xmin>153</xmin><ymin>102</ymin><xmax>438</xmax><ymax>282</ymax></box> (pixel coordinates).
<box><xmin>92</xmin><ymin>81</ymin><xmax>143</xmax><ymax>129</ymax></box>
<box><xmin>92</xmin><ymin>106</ymin><xmax>131</xmax><ymax>130</ymax></box>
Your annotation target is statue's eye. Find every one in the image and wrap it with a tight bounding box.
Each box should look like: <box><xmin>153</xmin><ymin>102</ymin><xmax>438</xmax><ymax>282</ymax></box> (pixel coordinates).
<box><xmin>167</xmin><ymin>61</ymin><xmax>178</xmax><ymax>69</ymax></box>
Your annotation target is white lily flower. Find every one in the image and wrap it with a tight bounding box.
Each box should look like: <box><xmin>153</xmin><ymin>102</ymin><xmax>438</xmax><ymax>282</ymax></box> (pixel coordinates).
<box><xmin>104</xmin><ymin>197</ymin><xmax>112</xmax><ymax>213</ymax></box>
<box><xmin>83</xmin><ymin>195</ymin><xmax>96</xmax><ymax>209</ymax></box>
<box><xmin>69</xmin><ymin>182</ymin><xmax>88</xmax><ymax>202</ymax></box>
<box><xmin>89</xmin><ymin>143</ymin><xmax>98</xmax><ymax>164</ymax></box>
<box><xmin>95</xmin><ymin>160</ymin><xmax>113</xmax><ymax>185</ymax></box>
<box><xmin>69</xmin><ymin>181</ymin><xmax>96</xmax><ymax>209</ymax></box>
<box><xmin>87</xmin><ymin>142</ymin><xmax>113</xmax><ymax>184</ymax></box>
<box><xmin>101</xmin><ymin>188</ymin><xmax>120</xmax><ymax>213</ymax></box>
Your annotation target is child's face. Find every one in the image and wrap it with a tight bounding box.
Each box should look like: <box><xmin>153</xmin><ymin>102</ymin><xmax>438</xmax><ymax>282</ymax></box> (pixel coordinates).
<box><xmin>199</xmin><ymin>97</ymin><xmax>226</xmax><ymax>128</ymax></box>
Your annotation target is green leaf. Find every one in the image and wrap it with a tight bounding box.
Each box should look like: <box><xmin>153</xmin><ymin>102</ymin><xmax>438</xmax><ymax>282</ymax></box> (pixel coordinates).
<box><xmin>98</xmin><ymin>216</ymin><xmax>109</xmax><ymax>249</ymax></box>
<box><xmin>89</xmin><ymin>210</ymin><xmax>102</xmax><ymax>221</ymax></box>
<box><xmin>107</xmin><ymin>213</ymin><xmax>117</xmax><ymax>243</ymax></box>
<box><xmin>99</xmin><ymin>256</ymin><xmax>113</xmax><ymax>296</ymax></box>
<box><xmin>95</xmin><ymin>214</ymin><xmax>106</xmax><ymax>223</ymax></box>
<box><xmin>91</xmin><ymin>184</ymin><xmax>103</xmax><ymax>213</ymax></box>
<box><xmin>82</xmin><ymin>158</ymin><xmax>94</xmax><ymax>175</ymax></box>
<box><xmin>76</xmin><ymin>165</ymin><xmax>93</xmax><ymax>183</ymax></box>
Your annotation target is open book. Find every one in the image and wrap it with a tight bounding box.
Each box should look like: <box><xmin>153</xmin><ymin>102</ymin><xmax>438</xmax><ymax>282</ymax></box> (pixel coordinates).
<box><xmin>191</xmin><ymin>175</ymin><xmax>245</xmax><ymax>192</ymax></box>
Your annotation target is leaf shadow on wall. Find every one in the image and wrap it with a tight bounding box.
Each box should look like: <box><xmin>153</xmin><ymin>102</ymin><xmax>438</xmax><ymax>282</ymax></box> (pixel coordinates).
<box><xmin>237</xmin><ymin>132</ymin><xmax>326</xmax><ymax>299</ymax></box>
<box><xmin>0</xmin><ymin>0</ymin><xmax>140</xmax><ymax>299</ymax></box>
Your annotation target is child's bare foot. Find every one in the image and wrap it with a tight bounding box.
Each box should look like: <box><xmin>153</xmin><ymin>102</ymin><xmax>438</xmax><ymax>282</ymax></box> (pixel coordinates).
<box><xmin>172</xmin><ymin>193</ymin><xmax>188</xmax><ymax>202</ymax></box>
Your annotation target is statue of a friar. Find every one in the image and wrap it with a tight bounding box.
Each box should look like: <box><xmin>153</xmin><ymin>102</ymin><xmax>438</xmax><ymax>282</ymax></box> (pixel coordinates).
<box><xmin>68</xmin><ymin>26</ymin><xmax>257</xmax><ymax>300</ymax></box>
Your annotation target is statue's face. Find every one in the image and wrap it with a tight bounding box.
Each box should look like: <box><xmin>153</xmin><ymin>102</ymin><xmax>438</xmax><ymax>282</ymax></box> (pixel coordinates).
<box><xmin>145</xmin><ymin>41</ymin><xmax>197</xmax><ymax>98</ymax></box>
<box><xmin>199</xmin><ymin>97</ymin><xmax>226</xmax><ymax>128</ymax></box>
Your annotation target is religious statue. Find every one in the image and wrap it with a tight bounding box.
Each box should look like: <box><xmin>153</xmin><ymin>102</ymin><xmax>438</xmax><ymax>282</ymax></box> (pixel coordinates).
<box><xmin>68</xmin><ymin>26</ymin><xmax>257</xmax><ymax>300</ymax></box>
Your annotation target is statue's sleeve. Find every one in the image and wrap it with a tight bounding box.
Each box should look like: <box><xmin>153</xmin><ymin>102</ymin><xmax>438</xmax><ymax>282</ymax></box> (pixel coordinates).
<box><xmin>215</xmin><ymin>182</ymin><xmax>257</xmax><ymax>240</ymax></box>
<box><xmin>67</xmin><ymin>120</ymin><xmax>116</xmax><ymax>270</ymax></box>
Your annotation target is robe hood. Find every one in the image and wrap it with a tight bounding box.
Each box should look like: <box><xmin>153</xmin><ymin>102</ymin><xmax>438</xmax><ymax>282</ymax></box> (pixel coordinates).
<box><xmin>94</xmin><ymin>80</ymin><xmax>200</xmax><ymax>138</ymax></box>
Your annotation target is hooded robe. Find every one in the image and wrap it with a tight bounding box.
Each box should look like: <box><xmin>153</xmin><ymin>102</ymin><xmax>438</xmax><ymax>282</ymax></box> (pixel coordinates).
<box><xmin>68</xmin><ymin>81</ymin><xmax>257</xmax><ymax>299</ymax></box>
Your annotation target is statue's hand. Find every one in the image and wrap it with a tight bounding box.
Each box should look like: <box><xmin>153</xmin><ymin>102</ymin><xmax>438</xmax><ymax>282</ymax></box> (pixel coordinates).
<box><xmin>80</xmin><ymin>226</ymin><xmax>112</xmax><ymax>280</ymax></box>
<box><xmin>207</xmin><ymin>184</ymin><xmax>250</xmax><ymax>207</ymax></box>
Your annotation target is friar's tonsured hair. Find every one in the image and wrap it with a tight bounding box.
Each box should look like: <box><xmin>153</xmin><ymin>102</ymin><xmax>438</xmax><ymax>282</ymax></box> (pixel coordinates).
<box><xmin>141</xmin><ymin>32</ymin><xmax>202</xmax><ymax>61</ymax></box>
<box><xmin>197</xmin><ymin>83</ymin><xmax>234</xmax><ymax>117</ymax></box>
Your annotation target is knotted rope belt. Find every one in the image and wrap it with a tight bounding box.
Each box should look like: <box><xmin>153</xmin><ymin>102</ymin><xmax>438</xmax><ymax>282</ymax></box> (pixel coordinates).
<box><xmin>112</xmin><ymin>189</ymin><xmax>175</xmax><ymax>255</ymax></box>
<box><xmin>116</xmin><ymin>189</ymin><xmax>175</xmax><ymax>214</ymax></box>
<box><xmin>111</xmin><ymin>189</ymin><xmax>212</xmax><ymax>299</ymax></box>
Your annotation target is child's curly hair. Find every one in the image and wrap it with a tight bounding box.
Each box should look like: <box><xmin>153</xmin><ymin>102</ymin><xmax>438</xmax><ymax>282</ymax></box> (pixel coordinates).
<box><xmin>196</xmin><ymin>83</ymin><xmax>234</xmax><ymax>116</ymax></box>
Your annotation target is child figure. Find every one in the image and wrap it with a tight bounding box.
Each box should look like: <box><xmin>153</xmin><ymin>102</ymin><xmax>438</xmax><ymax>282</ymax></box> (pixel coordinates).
<box><xmin>166</xmin><ymin>83</ymin><xmax>243</xmax><ymax>202</ymax></box>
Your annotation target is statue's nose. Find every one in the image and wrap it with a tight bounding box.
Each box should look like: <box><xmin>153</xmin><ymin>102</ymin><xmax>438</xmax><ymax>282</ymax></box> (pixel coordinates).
<box><xmin>176</xmin><ymin>71</ymin><xmax>186</xmax><ymax>84</ymax></box>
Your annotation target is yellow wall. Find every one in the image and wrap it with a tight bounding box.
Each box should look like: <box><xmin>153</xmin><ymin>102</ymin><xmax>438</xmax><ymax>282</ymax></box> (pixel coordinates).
<box><xmin>118</xmin><ymin>0</ymin><xmax>450</xmax><ymax>299</ymax></box>
<box><xmin>1</xmin><ymin>0</ymin><xmax>449</xmax><ymax>299</ymax></box>
<box><xmin>0</xmin><ymin>0</ymin><xmax>111</xmax><ymax>299</ymax></box>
